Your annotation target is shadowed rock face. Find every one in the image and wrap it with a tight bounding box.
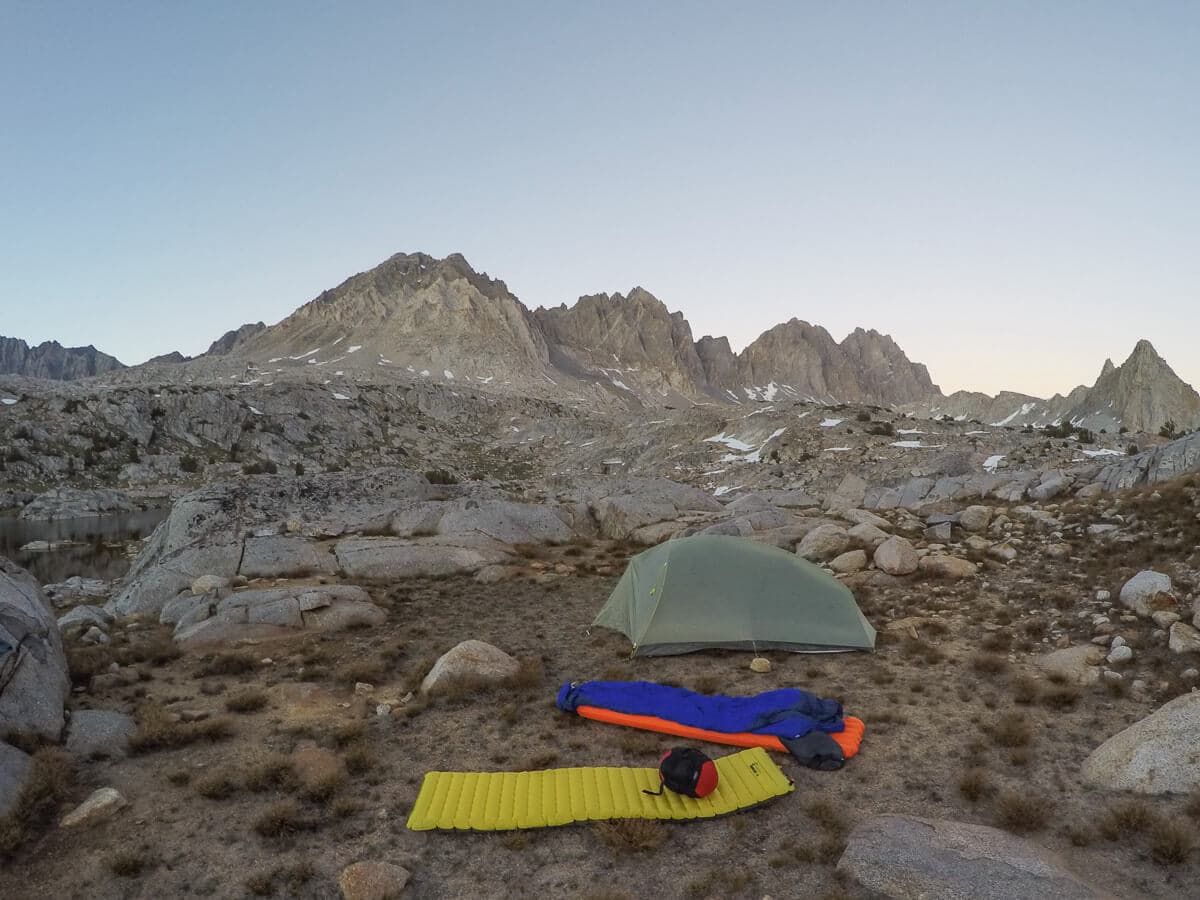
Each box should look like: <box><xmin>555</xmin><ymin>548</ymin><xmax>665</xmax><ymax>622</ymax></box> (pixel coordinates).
<box><xmin>0</xmin><ymin>557</ymin><xmax>70</xmax><ymax>741</ymax></box>
<box><xmin>0</xmin><ymin>336</ymin><xmax>124</xmax><ymax>380</ymax></box>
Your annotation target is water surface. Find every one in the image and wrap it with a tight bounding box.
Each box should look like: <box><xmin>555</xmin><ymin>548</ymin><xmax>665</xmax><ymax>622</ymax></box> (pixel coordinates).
<box><xmin>0</xmin><ymin>509</ymin><xmax>169</xmax><ymax>584</ymax></box>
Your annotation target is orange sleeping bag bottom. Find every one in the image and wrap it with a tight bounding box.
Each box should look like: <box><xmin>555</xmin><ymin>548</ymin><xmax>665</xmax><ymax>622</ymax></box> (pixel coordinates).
<box><xmin>576</xmin><ymin>705</ymin><xmax>865</xmax><ymax>760</ymax></box>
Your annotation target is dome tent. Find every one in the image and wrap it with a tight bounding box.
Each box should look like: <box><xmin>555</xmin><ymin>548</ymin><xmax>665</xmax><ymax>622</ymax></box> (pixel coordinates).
<box><xmin>593</xmin><ymin>535</ymin><xmax>876</xmax><ymax>656</ymax></box>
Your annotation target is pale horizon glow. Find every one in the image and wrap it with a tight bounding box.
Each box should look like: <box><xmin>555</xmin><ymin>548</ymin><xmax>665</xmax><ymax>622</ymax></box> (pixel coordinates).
<box><xmin>1</xmin><ymin>2</ymin><xmax>1196</xmax><ymax>398</ymax></box>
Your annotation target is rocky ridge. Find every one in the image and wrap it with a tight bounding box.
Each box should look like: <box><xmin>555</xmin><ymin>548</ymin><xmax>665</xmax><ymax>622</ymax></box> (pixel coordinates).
<box><xmin>0</xmin><ymin>336</ymin><xmax>125</xmax><ymax>381</ymax></box>
<box><xmin>906</xmin><ymin>340</ymin><xmax>1200</xmax><ymax>434</ymax></box>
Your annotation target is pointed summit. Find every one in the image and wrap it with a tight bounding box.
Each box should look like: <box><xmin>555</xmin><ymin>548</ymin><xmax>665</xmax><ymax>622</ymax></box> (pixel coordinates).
<box><xmin>1099</xmin><ymin>358</ymin><xmax>1116</xmax><ymax>379</ymax></box>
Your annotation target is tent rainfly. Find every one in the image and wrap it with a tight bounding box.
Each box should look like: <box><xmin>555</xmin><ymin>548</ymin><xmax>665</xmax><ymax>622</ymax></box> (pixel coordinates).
<box><xmin>593</xmin><ymin>535</ymin><xmax>876</xmax><ymax>656</ymax></box>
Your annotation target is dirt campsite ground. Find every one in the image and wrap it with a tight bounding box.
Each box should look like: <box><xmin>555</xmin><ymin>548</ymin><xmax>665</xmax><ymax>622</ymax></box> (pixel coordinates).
<box><xmin>4</xmin><ymin>516</ymin><xmax>1200</xmax><ymax>899</ymax></box>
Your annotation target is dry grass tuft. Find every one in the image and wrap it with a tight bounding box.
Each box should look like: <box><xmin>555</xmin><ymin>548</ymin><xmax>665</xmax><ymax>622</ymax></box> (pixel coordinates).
<box><xmin>245</xmin><ymin>754</ymin><xmax>298</xmax><ymax>792</ymax></box>
<box><xmin>1011</xmin><ymin>675</ymin><xmax>1039</xmax><ymax>705</ymax></box>
<box><xmin>685</xmin><ymin>868</ymin><xmax>756</xmax><ymax>897</ymax></box>
<box><xmin>107</xmin><ymin>850</ymin><xmax>151</xmax><ymax>877</ymax></box>
<box><xmin>252</xmin><ymin>800</ymin><xmax>309</xmax><ymax>837</ymax></box>
<box><xmin>990</xmin><ymin>711</ymin><xmax>1032</xmax><ymax>748</ymax></box>
<box><xmin>119</xmin><ymin>633</ymin><xmax>182</xmax><ymax>666</ymax></box>
<box><xmin>971</xmin><ymin>653</ymin><xmax>1009</xmax><ymax>675</ymax></box>
<box><xmin>1098</xmin><ymin>799</ymin><xmax>1158</xmax><ymax>840</ymax></box>
<box><xmin>1149</xmin><ymin>818</ymin><xmax>1195</xmax><ymax>864</ymax></box>
<box><xmin>225</xmin><ymin>689</ymin><xmax>269</xmax><ymax>713</ymax></box>
<box><xmin>198</xmin><ymin>652</ymin><xmax>257</xmax><ymax>677</ymax></box>
<box><xmin>594</xmin><ymin>819</ymin><xmax>667</xmax><ymax>852</ymax></box>
<box><xmin>958</xmin><ymin>768</ymin><xmax>993</xmax><ymax>802</ymax></box>
<box><xmin>336</xmin><ymin>659</ymin><xmax>385</xmax><ymax>686</ymax></box>
<box><xmin>994</xmin><ymin>788</ymin><xmax>1049</xmax><ymax>833</ymax></box>
<box><xmin>0</xmin><ymin>748</ymin><xmax>74</xmax><ymax>854</ymax></box>
<box><xmin>344</xmin><ymin>743</ymin><xmax>378</xmax><ymax>776</ymax></box>
<box><xmin>129</xmin><ymin>703</ymin><xmax>234</xmax><ymax>753</ymax></box>
<box><xmin>195</xmin><ymin>771</ymin><xmax>238</xmax><ymax>800</ymax></box>
<box><xmin>1039</xmin><ymin>685</ymin><xmax>1081</xmax><ymax>710</ymax></box>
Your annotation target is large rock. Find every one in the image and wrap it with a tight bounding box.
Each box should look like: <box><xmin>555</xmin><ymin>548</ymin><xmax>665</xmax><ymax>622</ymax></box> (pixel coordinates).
<box><xmin>436</xmin><ymin>500</ymin><xmax>573</xmax><ymax>544</ymax></box>
<box><xmin>65</xmin><ymin>709</ymin><xmax>136</xmax><ymax>759</ymax></box>
<box><xmin>848</xmin><ymin>522</ymin><xmax>889</xmax><ymax>549</ymax></box>
<box><xmin>1082</xmin><ymin>692</ymin><xmax>1200</xmax><ymax>794</ymax></box>
<box><xmin>335</xmin><ymin>538</ymin><xmax>509</xmax><ymax>580</ymax></box>
<box><xmin>1094</xmin><ymin>431</ymin><xmax>1200</xmax><ymax>492</ymax></box>
<box><xmin>108</xmin><ymin>469</ymin><xmax>433</xmax><ymax>615</ymax></box>
<box><xmin>873</xmin><ymin>536</ymin><xmax>918</xmax><ymax>576</ymax></box>
<box><xmin>1028</xmin><ymin>471</ymin><xmax>1071</xmax><ymax>503</ymax></box>
<box><xmin>0</xmin><ymin>741</ymin><xmax>32</xmax><ymax>818</ymax></box>
<box><xmin>796</xmin><ymin>525</ymin><xmax>851</xmax><ymax>562</ymax></box>
<box><xmin>420</xmin><ymin>640</ymin><xmax>519</xmax><ymax>695</ymax></box>
<box><xmin>1118</xmin><ymin>570</ymin><xmax>1175</xmax><ymax>618</ymax></box>
<box><xmin>239</xmin><ymin>536</ymin><xmax>337</xmax><ymax>579</ymax></box>
<box><xmin>173</xmin><ymin>585</ymin><xmax>383</xmax><ymax>647</ymax></box>
<box><xmin>841</xmin><ymin>508</ymin><xmax>891</xmax><ymax>530</ymax></box>
<box><xmin>338</xmin><ymin>861</ymin><xmax>411</xmax><ymax>900</ymax></box>
<box><xmin>837</xmin><ymin>814</ymin><xmax>1107</xmax><ymax>899</ymax></box>
<box><xmin>918</xmin><ymin>555</ymin><xmax>978</xmax><ymax>580</ymax></box>
<box><xmin>564</xmin><ymin>476</ymin><xmax>722</xmax><ymax>540</ymax></box>
<box><xmin>0</xmin><ymin>558</ymin><xmax>70</xmax><ymax>741</ymax></box>
<box><xmin>1035</xmin><ymin>644</ymin><xmax>1103</xmax><ymax>686</ymax></box>
<box><xmin>19</xmin><ymin>487</ymin><xmax>135</xmax><ymax>520</ymax></box>
<box><xmin>56</xmin><ymin>604</ymin><xmax>113</xmax><ymax>632</ymax></box>
<box><xmin>825</xmin><ymin>474</ymin><xmax>869</xmax><ymax>513</ymax></box>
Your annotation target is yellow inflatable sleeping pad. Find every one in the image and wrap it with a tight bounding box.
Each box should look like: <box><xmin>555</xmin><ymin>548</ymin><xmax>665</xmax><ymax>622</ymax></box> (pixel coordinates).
<box><xmin>406</xmin><ymin>746</ymin><xmax>793</xmax><ymax>831</ymax></box>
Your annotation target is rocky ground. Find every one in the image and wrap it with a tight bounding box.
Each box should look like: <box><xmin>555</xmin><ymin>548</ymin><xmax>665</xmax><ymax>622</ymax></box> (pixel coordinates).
<box><xmin>5</xmin><ymin>353</ymin><xmax>1200</xmax><ymax>898</ymax></box>
<box><xmin>2</xmin><ymin>455</ymin><xmax>1200</xmax><ymax>897</ymax></box>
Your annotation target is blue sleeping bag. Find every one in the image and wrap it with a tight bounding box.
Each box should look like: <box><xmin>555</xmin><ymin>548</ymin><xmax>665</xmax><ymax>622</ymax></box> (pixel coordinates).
<box><xmin>556</xmin><ymin>680</ymin><xmax>845</xmax><ymax>739</ymax></box>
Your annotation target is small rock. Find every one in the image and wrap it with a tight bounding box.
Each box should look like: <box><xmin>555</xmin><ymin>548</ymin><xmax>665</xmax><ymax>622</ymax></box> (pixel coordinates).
<box><xmin>191</xmin><ymin>575</ymin><xmax>231</xmax><ymax>596</ymax></box>
<box><xmin>375</xmin><ymin>703</ymin><xmax>393</xmax><ymax>717</ymax></box>
<box><xmin>1152</xmin><ymin>611</ymin><xmax>1181</xmax><ymax>629</ymax></box>
<box><xmin>1182</xmin><ymin>668</ymin><xmax>1199</xmax><ymax>682</ymax></box>
<box><xmin>1096</xmin><ymin>589</ymin><xmax>1111</xmax><ymax>602</ymax></box>
<box><xmin>1168</xmin><ymin>622</ymin><xmax>1200</xmax><ymax>655</ymax></box>
<box><xmin>1107</xmin><ymin>645</ymin><xmax>1133</xmax><ymax>665</ymax></box>
<box><xmin>957</xmin><ymin>505</ymin><xmax>992</xmax><ymax>533</ymax></box>
<box><xmin>917</xmin><ymin>555</ymin><xmax>978</xmax><ymax>580</ymax></box>
<box><xmin>829</xmin><ymin>549</ymin><xmax>868</xmax><ymax>574</ymax></box>
<box><xmin>1111</xmin><ymin>635</ymin><xmax>1126</xmax><ymax>649</ymax></box>
<box><xmin>60</xmin><ymin>787</ymin><xmax>127</xmax><ymax>828</ymax></box>
<box><xmin>81</xmin><ymin>626</ymin><xmax>110</xmax><ymax>645</ymax></box>
<box><xmin>1102</xmin><ymin>670</ymin><xmax>1124</xmax><ymax>684</ymax></box>
<box><xmin>750</xmin><ymin>657</ymin><xmax>771</xmax><ymax>674</ymax></box>
<box><xmin>924</xmin><ymin>522</ymin><xmax>953</xmax><ymax>542</ymax></box>
<box><xmin>354</xmin><ymin>682</ymin><xmax>375</xmax><ymax>696</ymax></box>
<box><xmin>338</xmin><ymin>860</ymin><xmax>411</xmax><ymax>900</ymax></box>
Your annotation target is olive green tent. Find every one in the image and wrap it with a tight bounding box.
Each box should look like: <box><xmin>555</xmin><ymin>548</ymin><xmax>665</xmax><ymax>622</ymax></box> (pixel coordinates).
<box><xmin>593</xmin><ymin>535</ymin><xmax>876</xmax><ymax>656</ymax></box>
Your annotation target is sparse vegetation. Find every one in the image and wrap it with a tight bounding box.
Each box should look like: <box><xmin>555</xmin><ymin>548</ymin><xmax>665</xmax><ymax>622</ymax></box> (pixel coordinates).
<box><xmin>994</xmin><ymin>788</ymin><xmax>1049</xmax><ymax>832</ymax></box>
<box><xmin>594</xmin><ymin>819</ymin><xmax>667</xmax><ymax>853</ymax></box>
<box><xmin>225</xmin><ymin>688</ymin><xmax>269</xmax><ymax>713</ymax></box>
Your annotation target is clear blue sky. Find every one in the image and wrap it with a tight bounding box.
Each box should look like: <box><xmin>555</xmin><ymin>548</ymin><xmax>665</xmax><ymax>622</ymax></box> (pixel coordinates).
<box><xmin>2</xmin><ymin>2</ymin><xmax>1196</xmax><ymax>396</ymax></box>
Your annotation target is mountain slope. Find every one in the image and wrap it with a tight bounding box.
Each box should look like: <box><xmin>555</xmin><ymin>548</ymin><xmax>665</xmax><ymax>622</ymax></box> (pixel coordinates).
<box><xmin>228</xmin><ymin>252</ymin><xmax>550</xmax><ymax>383</ymax></box>
<box><xmin>0</xmin><ymin>336</ymin><xmax>125</xmax><ymax>380</ymax></box>
<box><xmin>904</xmin><ymin>340</ymin><xmax>1199</xmax><ymax>433</ymax></box>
